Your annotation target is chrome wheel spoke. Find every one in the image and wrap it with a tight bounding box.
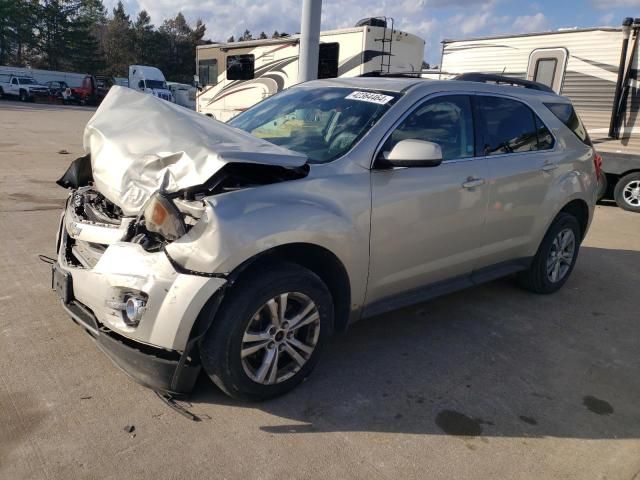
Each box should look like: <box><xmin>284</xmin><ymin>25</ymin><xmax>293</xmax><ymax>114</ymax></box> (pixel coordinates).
<box><xmin>286</xmin><ymin>337</ymin><xmax>314</xmax><ymax>356</ymax></box>
<box><xmin>290</xmin><ymin>311</ymin><xmax>319</xmax><ymax>331</ymax></box>
<box><xmin>278</xmin><ymin>293</ymin><xmax>288</xmax><ymax>324</ymax></box>
<box><xmin>241</xmin><ymin>340</ymin><xmax>270</xmax><ymax>358</ymax></box>
<box><xmin>243</xmin><ymin>330</ymin><xmax>271</xmax><ymax>343</ymax></box>
<box><xmin>255</xmin><ymin>347</ymin><xmax>278</xmax><ymax>383</ymax></box>
<box><xmin>284</xmin><ymin>342</ymin><xmax>306</xmax><ymax>367</ymax></box>
<box><xmin>266</xmin><ymin>298</ymin><xmax>280</xmax><ymax>327</ymax></box>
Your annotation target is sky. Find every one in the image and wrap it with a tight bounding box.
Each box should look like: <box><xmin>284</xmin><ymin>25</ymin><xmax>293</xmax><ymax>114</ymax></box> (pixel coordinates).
<box><xmin>107</xmin><ymin>0</ymin><xmax>640</xmax><ymax>65</ymax></box>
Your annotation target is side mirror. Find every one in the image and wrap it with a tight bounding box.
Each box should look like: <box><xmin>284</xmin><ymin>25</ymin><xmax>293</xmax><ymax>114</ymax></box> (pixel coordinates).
<box><xmin>383</xmin><ymin>139</ymin><xmax>443</xmax><ymax>167</ymax></box>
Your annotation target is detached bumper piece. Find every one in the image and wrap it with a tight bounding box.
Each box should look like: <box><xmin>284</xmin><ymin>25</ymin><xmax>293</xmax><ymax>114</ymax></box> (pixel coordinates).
<box><xmin>52</xmin><ymin>262</ymin><xmax>201</xmax><ymax>395</ymax></box>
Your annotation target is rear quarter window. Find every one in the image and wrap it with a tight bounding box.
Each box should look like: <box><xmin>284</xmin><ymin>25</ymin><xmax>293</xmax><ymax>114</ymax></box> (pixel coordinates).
<box><xmin>544</xmin><ymin>102</ymin><xmax>591</xmax><ymax>146</ymax></box>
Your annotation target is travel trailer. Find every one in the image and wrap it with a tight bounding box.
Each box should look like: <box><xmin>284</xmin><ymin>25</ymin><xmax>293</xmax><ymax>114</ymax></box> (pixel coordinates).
<box><xmin>128</xmin><ymin>65</ymin><xmax>173</xmax><ymax>102</ymax></box>
<box><xmin>195</xmin><ymin>18</ymin><xmax>425</xmax><ymax>121</ymax></box>
<box><xmin>437</xmin><ymin>19</ymin><xmax>640</xmax><ymax>212</ymax></box>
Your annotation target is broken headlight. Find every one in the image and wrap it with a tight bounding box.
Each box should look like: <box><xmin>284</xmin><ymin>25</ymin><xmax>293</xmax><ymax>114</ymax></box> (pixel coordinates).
<box><xmin>142</xmin><ymin>193</ymin><xmax>186</xmax><ymax>242</ymax></box>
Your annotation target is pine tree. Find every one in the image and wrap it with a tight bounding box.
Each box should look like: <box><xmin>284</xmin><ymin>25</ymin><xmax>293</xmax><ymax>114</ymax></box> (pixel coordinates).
<box><xmin>103</xmin><ymin>1</ymin><xmax>133</xmax><ymax>75</ymax></box>
<box><xmin>259</xmin><ymin>31</ymin><xmax>267</xmax><ymax>39</ymax></box>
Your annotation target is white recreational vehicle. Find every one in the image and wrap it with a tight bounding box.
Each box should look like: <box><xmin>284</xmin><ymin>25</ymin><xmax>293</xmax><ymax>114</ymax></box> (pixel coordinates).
<box><xmin>437</xmin><ymin>19</ymin><xmax>640</xmax><ymax>212</ymax></box>
<box><xmin>195</xmin><ymin>18</ymin><xmax>425</xmax><ymax>121</ymax></box>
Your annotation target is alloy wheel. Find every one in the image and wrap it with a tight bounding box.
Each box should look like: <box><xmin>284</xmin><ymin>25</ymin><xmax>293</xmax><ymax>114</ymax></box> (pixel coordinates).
<box><xmin>241</xmin><ymin>292</ymin><xmax>320</xmax><ymax>385</ymax></box>
<box><xmin>622</xmin><ymin>180</ymin><xmax>640</xmax><ymax>207</ymax></box>
<box><xmin>546</xmin><ymin>228</ymin><xmax>576</xmax><ymax>283</ymax></box>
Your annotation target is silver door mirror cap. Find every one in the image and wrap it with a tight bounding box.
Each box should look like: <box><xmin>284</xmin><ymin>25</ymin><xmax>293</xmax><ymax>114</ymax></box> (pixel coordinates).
<box><xmin>385</xmin><ymin>139</ymin><xmax>443</xmax><ymax>167</ymax></box>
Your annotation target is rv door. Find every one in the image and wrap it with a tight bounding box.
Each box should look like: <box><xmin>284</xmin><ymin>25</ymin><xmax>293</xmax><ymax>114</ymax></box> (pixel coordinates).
<box><xmin>527</xmin><ymin>48</ymin><xmax>568</xmax><ymax>93</ymax></box>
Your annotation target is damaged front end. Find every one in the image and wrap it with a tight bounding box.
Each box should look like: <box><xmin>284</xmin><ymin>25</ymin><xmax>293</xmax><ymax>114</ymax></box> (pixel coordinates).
<box><xmin>50</xmin><ymin>87</ymin><xmax>309</xmax><ymax>394</ymax></box>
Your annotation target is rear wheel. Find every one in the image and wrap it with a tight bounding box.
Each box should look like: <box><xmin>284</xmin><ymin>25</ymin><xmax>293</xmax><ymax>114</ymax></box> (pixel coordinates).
<box><xmin>0</xmin><ymin>87</ymin><xmax>4</xmax><ymax>99</ymax></box>
<box><xmin>614</xmin><ymin>172</ymin><xmax>640</xmax><ymax>213</ymax></box>
<box><xmin>517</xmin><ymin>213</ymin><xmax>581</xmax><ymax>294</ymax></box>
<box><xmin>200</xmin><ymin>263</ymin><xmax>333</xmax><ymax>401</ymax></box>
<box><xmin>19</xmin><ymin>89</ymin><xmax>28</xmax><ymax>102</ymax></box>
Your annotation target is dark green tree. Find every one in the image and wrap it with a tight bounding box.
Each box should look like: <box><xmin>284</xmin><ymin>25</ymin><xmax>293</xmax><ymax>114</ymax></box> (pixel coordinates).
<box><xmin>258</xmin><ymin>31</ymin><xmax>267</xmax><ymax>39</ymax></box>
<box><xmin>133</xmin><ymin>10</ymin><xmax>154</xmax><ymax>64</ymax></box>
<box><xmin>102</xmin><ymin>1</ymin><xmax>133</xmax><ymax>75</ymax></box>
<box><xmin>227</xmin><ymin>35</ymin><xmax>235</xmax><ymax>42</ymax></box>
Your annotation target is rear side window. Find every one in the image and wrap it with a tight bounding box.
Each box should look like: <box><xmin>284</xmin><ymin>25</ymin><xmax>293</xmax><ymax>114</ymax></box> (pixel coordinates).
<box><xmin>476</xmin><ymin>96</ymin><xmax>554</xmax><ymax>155</ymax></box>
<box><xmin>227</xmin><ymin>54</ymin><xmax>255</xmax><ymax>80</ymax></box>
<box><xmin>544</xmin><ymin>102</ymin><xmax>591</xmax><ymax>145</ymax></box>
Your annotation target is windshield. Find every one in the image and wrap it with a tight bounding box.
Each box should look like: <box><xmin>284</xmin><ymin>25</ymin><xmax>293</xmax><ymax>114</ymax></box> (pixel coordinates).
<box><xmin>19</xmin><ymin>78</ymin><xmax>36</xmax><ymax>85</ymax></box>
<box><xmin>145</xmin><ymin>79</ymin><xmax>167</xmax><ymax>89</ymax></box>
<box><xmin>228</xmin><ymin>87</ymin><xmax>400</xmax><ymax>163</ymax></box>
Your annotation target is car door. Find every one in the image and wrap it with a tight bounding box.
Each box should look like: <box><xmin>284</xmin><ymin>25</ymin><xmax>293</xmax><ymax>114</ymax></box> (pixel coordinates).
<box><xmin>473</xmin><ymin>95</ymin><xmax>558</xmax><ymax>268</ymax></box>
<box><xmin>10</xmin><ymin>77</ymin><xmax>19</xmax><ymax>95</ymax></box>
<box><xmin>366</xmin><ymin>94</ymin><xmax>490</xmax><ymax>309</ymax></box>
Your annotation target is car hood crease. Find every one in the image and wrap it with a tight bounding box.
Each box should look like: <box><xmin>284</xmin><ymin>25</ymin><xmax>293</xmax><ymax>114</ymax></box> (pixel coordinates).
<box><xmin>84</xmin><ymin>86</ymin><xmax>307</xmax><ymax>216</ymax></box>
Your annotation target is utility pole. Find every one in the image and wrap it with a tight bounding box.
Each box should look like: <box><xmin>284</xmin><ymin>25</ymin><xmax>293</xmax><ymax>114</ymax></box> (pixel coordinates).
<box><xmin>298</xmin><ymin>0</ymin><xmax>322</xmax><ymax>83</ymax></box>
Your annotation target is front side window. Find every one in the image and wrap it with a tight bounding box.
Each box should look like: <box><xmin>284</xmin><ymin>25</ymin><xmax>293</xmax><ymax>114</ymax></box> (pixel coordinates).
<box><xmin>477</xmin><ymin>96</ymin><xmax>545</xmax><ymax>155</ymax></box>
<box><xmin>11</xmin><ymin>78</ymin><xmax>17</xmax><ymax>85</ymax></box>
<box><xmin>381</xmin><ymin>95</ymin><xmax>475</xmax><ymax>161</ymax></box>
<box><xmin>229</xmin><ymin>87</ymin><xmax>400</xmax><ymax>163</ymax></box>
<box><xmin>227</xmin><ymin>54</ymin><xmax>255</xmax><ymax>80</ymax></box>
<box><xmin>199</xmin><ymin>59</ymin><xmax>218</xmax><ymax>86</ymax></box>
<box><xmin>145</xmin><ymin>80</ymin><xmax>167</xmax><ymax>89</ymax></box>
<box><xmin>534</xmin><ymin>58</ymin><xmax>557</xmax><ymax>88</ymax></box>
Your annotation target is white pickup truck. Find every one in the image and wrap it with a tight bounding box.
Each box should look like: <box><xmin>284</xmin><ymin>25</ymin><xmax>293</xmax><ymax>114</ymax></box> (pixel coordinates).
<box><xmin>0</xmin><ymin>74</ymin><xmax>50</xmax><ymax>101</ymax></box>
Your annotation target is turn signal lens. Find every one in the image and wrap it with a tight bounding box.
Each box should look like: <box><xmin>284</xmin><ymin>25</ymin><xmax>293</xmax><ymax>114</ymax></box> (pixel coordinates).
<box><xmin>143</xmin><ymin>193</ymin><xmax>186</xmax><ymax>241</ymax></box>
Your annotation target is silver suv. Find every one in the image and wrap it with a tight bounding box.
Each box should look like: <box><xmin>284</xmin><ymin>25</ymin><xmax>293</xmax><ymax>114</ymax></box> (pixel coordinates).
<box><xmin>52</xmin><ymin>78</ymin><xmax>598</xmax><ymax>401</ymax></box>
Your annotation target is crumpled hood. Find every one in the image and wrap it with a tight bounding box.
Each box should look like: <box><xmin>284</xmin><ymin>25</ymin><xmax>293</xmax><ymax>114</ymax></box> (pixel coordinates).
<box><xmin>84</xmin><ymin>86</ymin><xmax>307</xmax><ymax>216</ymax></box>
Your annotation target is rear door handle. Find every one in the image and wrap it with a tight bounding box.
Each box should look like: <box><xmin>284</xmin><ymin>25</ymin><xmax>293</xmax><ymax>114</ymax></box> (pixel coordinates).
<box><xmin>462</xmin><ymin>177</ymin><xmax>486</xmax><ymax>189</ymax></box>
<box><xmin>542</xmin><ymin>162</ymin><xmax>558</xmax><ymax>172</ymax></box>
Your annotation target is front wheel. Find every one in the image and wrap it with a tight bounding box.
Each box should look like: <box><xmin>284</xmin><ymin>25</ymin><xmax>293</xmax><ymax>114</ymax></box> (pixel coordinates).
<box><xmin>517</xmin><ymin>213</ymin><xmax>581</xmax><ymax>294</ymax></box>
<box><xmin>614</xmin><ymin>172</ymin><xmax>640</xmax><ymax>213</ymax></box>
<box><xmin>200</xmin><ymin>263</ymin><xmax>334</xmax><ymax>401</ymax></box>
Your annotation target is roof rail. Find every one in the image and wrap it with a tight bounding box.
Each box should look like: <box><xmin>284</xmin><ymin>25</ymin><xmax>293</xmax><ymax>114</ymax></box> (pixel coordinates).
<box><xmin>358</xmin><ymin>71</ymin><xmax>422</xmax><ymax>78</ymax></box>
<box><xmin>454</xmin><ymin>73</ymin><xmax>555</xmax><ymax>93</ymax></box>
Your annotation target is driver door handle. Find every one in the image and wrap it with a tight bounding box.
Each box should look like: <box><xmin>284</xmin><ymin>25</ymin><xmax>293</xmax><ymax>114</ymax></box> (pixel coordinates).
<box><xmin>462</xmin><ymin>177</ymin><xmax>486</xmax><ymax>189</ymax></box>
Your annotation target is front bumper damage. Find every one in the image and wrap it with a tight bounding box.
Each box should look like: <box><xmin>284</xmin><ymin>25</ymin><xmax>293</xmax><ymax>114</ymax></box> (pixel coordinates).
<box><xmin>53</xmin><ymin>197</ymin><xmax>227</xmax><ymax>394</ymax></box>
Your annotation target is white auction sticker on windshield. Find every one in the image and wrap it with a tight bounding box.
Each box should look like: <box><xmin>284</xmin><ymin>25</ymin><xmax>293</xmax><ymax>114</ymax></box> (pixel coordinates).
<box><xmin>345</xmin><ymin>91</ymin><xmax>394</xmax><ymax>104</ymax></box>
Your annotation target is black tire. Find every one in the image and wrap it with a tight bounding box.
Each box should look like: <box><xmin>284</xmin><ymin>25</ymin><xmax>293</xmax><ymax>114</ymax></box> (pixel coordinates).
<box><xmin>517</xmin><ymin>212</ymin><xmax>582</xmax><ymax>294</ymax></box>
<box><xmin>613</xmin><ymin>172</ymin><xmax>640</xmax><ymax>213</ymax></box>
<box><xmin>19</xmin><ymin>89</ymin><xmax>28</xmax><ymax>102</ymax></box>
<box><xmin>200</xmin><ymin>262</ymin><xmax>334</xmax><ymax>401</ymax></box>
<box><xmin>596</xmin><ymin>172</ymin><xmax>608</xmax><ymax>201</ymax></box>
<box><xmin>0</xmin><ymin>87</ymin><xmax>4</xmax><ymax>100</ymax></box>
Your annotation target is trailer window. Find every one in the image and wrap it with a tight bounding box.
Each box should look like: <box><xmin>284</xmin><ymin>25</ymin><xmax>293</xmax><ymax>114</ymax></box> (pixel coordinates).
<box><xmin>318</xmin><ymin>43</ymin><xmax>340</xmax><ymax>79</ymax></box>
<box><xmin>227</xmin><ymin>55</ymin><xmax>254</xmax><ymax>80</ymax></box>
<box><xmin>198</xmin><ymin>59</ymin><xmax>218</xmax><ymax>86</ymax></box>
<box><xmin>533</xmin><ymin>58</ymin><xmax>557</xmax><ymax>88</ymax></box>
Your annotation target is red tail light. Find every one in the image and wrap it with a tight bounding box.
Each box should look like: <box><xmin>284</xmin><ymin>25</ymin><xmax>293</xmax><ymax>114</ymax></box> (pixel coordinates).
<box><xmin>594</xmin><ymin>153</ymin><xmax>603</xmax><ymax>178</ymax></box>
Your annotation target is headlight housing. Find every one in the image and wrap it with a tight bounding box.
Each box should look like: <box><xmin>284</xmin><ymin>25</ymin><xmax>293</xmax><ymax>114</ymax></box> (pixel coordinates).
<box><xmin>143</xmin><ymin>193</ymin><xmax>186</xmax><ymax>241</ymax></box>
